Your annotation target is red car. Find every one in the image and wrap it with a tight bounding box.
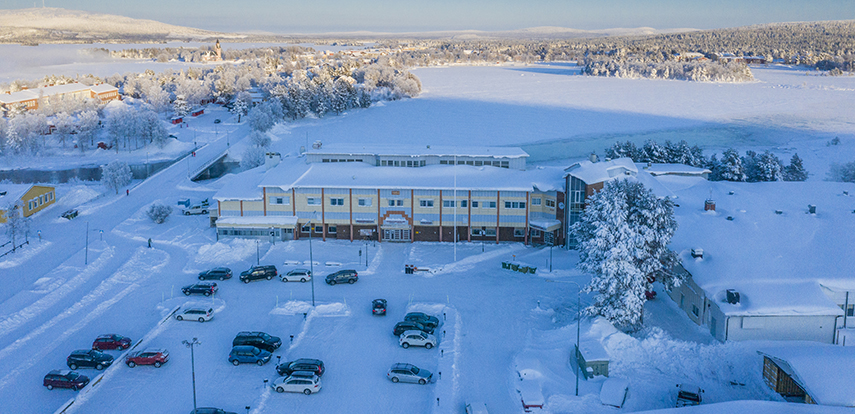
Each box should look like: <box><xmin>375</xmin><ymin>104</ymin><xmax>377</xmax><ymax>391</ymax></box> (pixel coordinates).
<box><xmin>44</xmin><ymin>370</ymin><xmax>89</xmax><ymax>390</ymax></box>
<box><xmin>125</xmin><ymin>349</ymin><xmax>169</xmax><ymax>368</ymax></box>
<box><xmin>92</xmin><ymin>334</ymin><xmax>132</xmax><ymax>350</ymax></box>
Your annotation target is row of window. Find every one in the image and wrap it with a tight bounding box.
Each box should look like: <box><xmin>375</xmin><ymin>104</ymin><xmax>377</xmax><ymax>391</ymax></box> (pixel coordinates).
<box><xmin>380</xmin><ymin>160</ymin><xmax>426</xmax><ymax>167</ymax></box>
<box><xmin>321</xmin><ymin>159</ymin><xmax>364</xmax><ymax>163</ymax></box>
<box><xmin>28</xmin><ymin>191</ymin><xmax>54</xmax><ymax>211</ymax></box>
<box><xmin>438</xmin><ymin>160</ymin><xmax>510</xmax><ymax>168</ymax></box>
<box><xmin>291</xmin><ymin>197</ymin><xmax>524</xmax><ymax>209</ymax></box>
<box><xmin>293</xmin><ymin>224</ymin><xmax>542</xmax><ymax>238</ymax></box>
<box><xmin>530</xmin><ymin>198</ymin><xmax>556</xmax><ymax>208</ymax></box>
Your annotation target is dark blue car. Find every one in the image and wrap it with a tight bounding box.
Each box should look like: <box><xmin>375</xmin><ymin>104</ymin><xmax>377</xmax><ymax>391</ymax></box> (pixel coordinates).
<box><xmin>228</xmin><ymin>345</ymin><xmax>272</xmax><ymax>366</ymax></box>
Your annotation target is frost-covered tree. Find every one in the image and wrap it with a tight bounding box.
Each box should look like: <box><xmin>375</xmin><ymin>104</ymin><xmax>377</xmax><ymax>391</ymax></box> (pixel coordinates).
<box><xmin>101</xmin><ymin>160</ymin><xmax>132</xmax><ymax>194</ymax></box>
<box><xmin>605</xmin><ymin>141</ymin><xmax>642</xmax><ymax>161</ymax></box>
<box><xmin>3</xmin><ymin>200</ymin><xmax>30</xmax><ymax>249</ymax></box>
<box><xmin>240</xmin><ymin>145</ymin><xmax>266</xmax><ymax>170</ymax></box>
<box><xmin>146</xmin><ymin>202</ymin><xmax>173</xmax><ymax>224</ymax></box>
<box><xmin>827</xmin><ymin>161</ymin><xmax>855</xmax><ymax>183</ymax></box>
<box><xmin>755</xmin><ymin>150</ymin><xmax>784</xmax><ymax>182</ymax></box>
<box><xmin>642</xmin><ymin>140</ymin><xmax>668</xmax><ymax>163</ymax></box>
<box><xmin>76</xmin><ymin>110</ymin><xmax>100</xmax><ymax>150</ymax></box>
<box><xmin>230</xmin><ymin>93</ymin><xmax>250</xmax><ymax>123</ymax></box>
<box><xmin>741</xmin><ymin>150</ymin><xmax>760</xmax><ymax>182</ymax></box>
<box><xmin>248</xmin><ymin>130</ymin><xmax>271</xmax><ymax>148</ymax></box>
<box><xmin>717</xmin><ymin>148</ymin><xmax>746</xmax><ymax>181</ymax></box>
<box><xmin>573</xmin><ymin>179</ymin><xmax>681</xmax><ymax>330</ymax></box>
<box><xmin>783</xmin><ymin>153</ymin><xmax>808</xmax><ymax>181</ymax></box>
<box><xmin>53</xmin><ymin>112</ymin><xmax>75</xmax><ymax>148</ymax></box>
<box><xmin>143</xmin><ymin>84</ymin><xmax>170</xmax><ymax>113</ymax></box>
<box><xmin>247</xmin><ymin>102</ymin><xmax>275</xmax><ymax>132</ymax></box>
<box><xmin>172</xmin><ymin>95</ymin><xmax>191</xmax><ymax>117</ymax></box>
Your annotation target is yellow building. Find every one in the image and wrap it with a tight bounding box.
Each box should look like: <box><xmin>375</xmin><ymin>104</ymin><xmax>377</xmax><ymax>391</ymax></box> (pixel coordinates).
<box><xmin>0</xmin><ymin>184</ymin><xmax>56</xmax><ymax>223</ymax></box>
<box><xmin>0</xmin><ymin>83</ymin><xmax>120</xmax><ymax>113</ymax></box>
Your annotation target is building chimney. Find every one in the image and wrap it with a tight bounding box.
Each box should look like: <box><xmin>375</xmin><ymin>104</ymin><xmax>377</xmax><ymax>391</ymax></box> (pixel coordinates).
<box><xmin>704</xmin><ymin>199</ymin><xmax>715</xmax><ymax>211</ymax></box>
<box><xmin>726</xmin><ymin>289</ymin><xmax>740</xmax><ymax>304</ymax></box>
<box><xmin>691</xmin><ymin>248</ymin><xmax>704</xmax><ymax>258</ymax></box>
<box><xmin>265</xmin><ymin>152</ymin><xmax>281</xmax><ymax>170</ymax></box>
<box><xmin>589</xmin><ymin>153</ymin><xmax>598</xmax><ymax>163</ymax></box>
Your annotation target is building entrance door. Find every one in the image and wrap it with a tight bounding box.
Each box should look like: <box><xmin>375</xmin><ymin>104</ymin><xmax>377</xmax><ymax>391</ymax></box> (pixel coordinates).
<box><xmin>383</xmin><ymin>228</ymin><xmax>411</xmax><ymax>242</ymax></box>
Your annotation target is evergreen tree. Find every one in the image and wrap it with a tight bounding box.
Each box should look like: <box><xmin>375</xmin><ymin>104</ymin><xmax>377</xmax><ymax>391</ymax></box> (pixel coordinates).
<box><xmin>606</xmin><ymin>141</ymin><xmax>641</xmax><ymax>161</ymax></box>
<box><xmin>718</xmin><ymin>148</ymin><xmax>746</xmax><ymax>181</ymax></box>
<box><xmin>784</xmin><ymin>153</ymin><xmax>808</xmax><ymax>181</ymax></box>
<box><xmin>742</xmin><ymin>150</ymin><xmax>760</xmax><ymax>182</ymax></box>
<box><xmin>642</xmin><ymin>140</ymin><xmax>668</xmax><ymax>163</ymax></box>
<box><xmin>755</xmin><ymin>150</ymin><xmax>784</xmax><ymax>182</ymax></box>
<box><xmin>573</xmin><ymin>179</ymin><xmax>681</xmax><ymax>330</ymax></box>
<box><xmin>172</xmin><ymin>95</ymin><xmax>190</xmax><ymax>117</ymax></box>
<box><xmin>706</xmin><ymin>154</ymin><xmax>722</xmax><ymax>181</ymax></box>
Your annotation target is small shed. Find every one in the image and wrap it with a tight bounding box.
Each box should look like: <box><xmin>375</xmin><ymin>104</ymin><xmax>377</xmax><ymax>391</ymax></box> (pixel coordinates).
<box><xmin>191</xmin><ymin>108</ymin><xmax>204</xmax><ymax>117</ymax></box>
<box><xmin>574</xmin><ymin>338</ymin><xmax>610</xmax><ymax>379</ymax></box>
<box><xmin>759</xmin><ymin>345</ymin><xmax>855</xmax><ymax>407</ymax></box>
<box><xmin>171</xmin><ymin>116</ymin><xmax>183</xmax><ymax>124</ymax></box>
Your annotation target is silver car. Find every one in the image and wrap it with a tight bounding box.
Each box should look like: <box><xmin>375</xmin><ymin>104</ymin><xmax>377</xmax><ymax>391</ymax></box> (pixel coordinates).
<box><xmin>272</xmin><ymin>373</ymin><xmax>322</xmax><ymax>395</ymax></box>
<box><xmin>280</xmin><ymin>268</ymin><xmax>312</xmax><ymax>283</ymax></box>
<box><xmin>399</xmin><ymin>330</ymin><xmax>437</xmax><ymax>349</ymax></box>
<box><xmin>182</xmin><ymin>204</ymin><xmax>209</xmax><ymax>215</ymax></box>
<box><xmin>176</xmin><ymin>307</ymin><xmax>213</xmax><ymax>322</ymax></box>
<box><xmin>387</xmin><ymin>363</ymin><xmax>433</xmax><ymax>385</ymax></box>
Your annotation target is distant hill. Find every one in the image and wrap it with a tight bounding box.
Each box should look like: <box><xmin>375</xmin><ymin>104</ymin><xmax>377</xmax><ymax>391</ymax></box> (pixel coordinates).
<box><xmin>0</xmin><ymin>7</ymin><xmax>242</xmax><ymax>44</ymax></box>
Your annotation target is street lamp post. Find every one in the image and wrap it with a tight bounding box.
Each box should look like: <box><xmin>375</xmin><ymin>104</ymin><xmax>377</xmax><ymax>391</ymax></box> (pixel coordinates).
<box><xmin>546</xmin><ymin>279</ymin><xmax>582</xmax><ymax>396</ymax></box>
<box><xmin>182</xmin><ymin>337</ymin><xmax>201</xmax><ymax>413</ymax></box>
<box><xmin>307</xmin><ymin>220</ymin><xmax>315</xmax><ymax>307</ymax></box>
<box><xmin>256</xmin><ymin>239</ymin><xmax>260</xmax><ymax>265</ymax></box>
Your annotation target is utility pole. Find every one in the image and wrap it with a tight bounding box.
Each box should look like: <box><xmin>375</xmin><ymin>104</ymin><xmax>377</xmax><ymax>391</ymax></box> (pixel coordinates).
<box><xmin>182</xmin><ymin>338</ymin><xmax>201</xmax><ymax>412</ymax></box>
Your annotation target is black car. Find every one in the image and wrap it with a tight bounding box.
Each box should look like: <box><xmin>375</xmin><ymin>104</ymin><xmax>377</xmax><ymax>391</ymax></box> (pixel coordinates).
<box><xmin>233</xmin><ymin>331</ymin><xmax>282</xmax><ymax>352</ymax></box>
<box><xmin>199</xmin><ymin>267</ymin><xmax>232</xmax><ymax>281</ymax></box>
<box><xmin>404</xmin><ymin>312</ymin><xmax>439</xmax><ymax>329</ymax></box>
<box><xmin>393</xmin><ymin>321</ymin><xmax>434</xmax><ymax>336</ymax></box>
<box><xmin>44</xmin><ymin>370</ymin><xmax>89</xmax><ymax>390</ymax></box>
<box><xmin>67</xmin><ymin>349</ymin><xmax>114</xmax><ymax>370</ymax></box>
<box><xmin>182</xmin><ymin>282</ymin><xmax>218</xmax><ymax>296</ymax></box>
<box><xmin>325</xmin><ymin>269</ymin><xmax>358</xmax><ymax>285</ymax></box>
<box><xmin>240</xmin><ymin>265</ymin><xmax>277</xmax><ymax>283</ymax></box>
<box><xmin>276</xmin><ymin>358</ymin><xmax>325</xmax><ymax>377</ymax></box>
<box><xmin>372</xmin><ymin>299</ymin><xmax>387</xmax><ymax>316</ymax></box>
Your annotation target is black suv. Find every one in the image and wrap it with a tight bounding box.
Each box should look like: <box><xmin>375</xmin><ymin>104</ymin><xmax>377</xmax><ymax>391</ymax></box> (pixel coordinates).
<box><xmin>182</xmin><ymin>282</ymin><xmax>218</xmax><ymax>296</ymax></box>
<box><xmin>276</xmin><ymin>358</ymin><xmax>325</xmax><ymax>377</ymax></box>
<box><xmin>393</xmin><ymin>321</ymin><xmax>434</xmax><ymax>336</ymax></box>
<box><xmin>199</xmin><ymin>267</ymin><xmax>232</xmax><ymax>281</ymax></box>
<box><xmin>67</xmin><ymin>349</ymin><xmax>114</xmax><ymax>370</ymax></box>
<box><xmin>233</xmin><ymin>331</ymin><xmax>282</xmax><ymax>352</ymax></box>
<box><xmin>325</xmin><ymin>269</ymin><xmax>358</xmax><ymax>285</ymax></box>
<box><xmin>404</xmin><ymin>312</ymin><xmax>440</xmax><ymax>329</ymax></box>
<box><xmin>240</xmin><ymin>265</ymin><xmax>277</xmax><ymax>283</ymax></box>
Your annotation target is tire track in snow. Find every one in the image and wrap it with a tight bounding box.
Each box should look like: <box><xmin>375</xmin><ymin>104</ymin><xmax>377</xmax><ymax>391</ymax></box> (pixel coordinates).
<box><xmin>0</xmin><ymin>247</ymin><xmax>168</xmax><ymax>392</ymax></box>
<box><xmin>0</xmin><ymin>246</ymin><xmax>115</xmax><ymax>342</ymax></box>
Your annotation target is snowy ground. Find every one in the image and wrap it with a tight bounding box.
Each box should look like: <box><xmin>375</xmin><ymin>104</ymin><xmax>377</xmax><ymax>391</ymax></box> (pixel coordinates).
<box><xmin>1</xmin><ymin>58</ymin><xmax>854</xmax><ymax>414</ymax></box>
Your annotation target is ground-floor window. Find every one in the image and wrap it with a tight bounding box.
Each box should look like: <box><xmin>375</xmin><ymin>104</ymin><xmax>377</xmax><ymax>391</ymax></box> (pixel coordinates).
<box><xmin>531</xmin><ymin>229</ymin><xmax>541</xmax><ymax>237</ymax></box>
<box><xmin>328</xmin><ymin>226</ymin><xmax>337</xmax><ymax>234</ymax></box>
<box><xmin>301</xmin><ymin>225</ymin><xmax>310</xmax><ymax>233</ymax></box>
<box><xmin>514</xmin><ymin>228</ymin><xmax>525</xmax><ymax>237</ymax></box>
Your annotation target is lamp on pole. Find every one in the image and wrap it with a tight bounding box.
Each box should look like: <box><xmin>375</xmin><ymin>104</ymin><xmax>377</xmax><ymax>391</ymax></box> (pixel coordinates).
<box><xmin>546</xmin><ymin>279</ymin><xmax>583</xmax><ymax>396</ymax></box>
<box><xmin>256</xmin><ymin>239</ymin><xmax>260</xmax><ymax>265</ymax></box>
<box><xmin>309</xmin><ymin>221</ymin><xmax>316</xmax><ymax>306</ymax></box>
<box><xmin>182</xmin><ymin>337</ymin><xmax>201</xmax><ymax>412</ymax></box>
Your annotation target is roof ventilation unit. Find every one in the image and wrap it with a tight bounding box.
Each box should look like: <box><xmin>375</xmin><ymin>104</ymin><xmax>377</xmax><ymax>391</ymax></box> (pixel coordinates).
<box><xmin>590</xmin><ymin>153</ymin><xmax>598</xmax><ymax>163</ymax></box>
<box><xmin>691</xmin><ymin>248</ymin><xmax>704</xmax><ymax>259</ymax></box>
<box><xmin>726</xmin><ymin>289</ymin><xmax>740</xmax><ymax>305</ymax></box>
<box><xmin>808</xmin><ymin>204</ymin><xmax>816</xmax><ymax>214</ymax></box>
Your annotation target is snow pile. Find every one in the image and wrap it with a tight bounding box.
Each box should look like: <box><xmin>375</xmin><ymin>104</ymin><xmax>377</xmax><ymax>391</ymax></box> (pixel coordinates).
<box><xmin>269</xmin><ymin>300</ymin><xmax>348</xmax><ymax>317</ymax></box>
<box><xmin>195</xmin><ymin>239</ymin><xmax>258</xmax><ymax>265</ymax></box>
<box><xmin>56</xmin><ymin>185</ymin><xmax>101</xmax><ymax>208</ymax></box>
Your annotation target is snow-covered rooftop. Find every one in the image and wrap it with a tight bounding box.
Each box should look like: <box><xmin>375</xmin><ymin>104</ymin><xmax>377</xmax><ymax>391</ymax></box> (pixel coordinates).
<box><xmin>759</xmin><ymin>344</ymin><xmax>855</xmax><ymax>407</ymax></box>
<box><xmin>0</xmin><ymin>184</ymin><xmax>45</xmax><ymax>205</ymax></box>
<box><xmin>259</xmin><ymin>161</ymin><xmax>563</xmax><ymax>193</ymax></box>
<box><xmin>564</xmin><ymin>158</ymin><xmax>637</xmax><ymax>184</ymax></box>
<box><xmin>89</xmin><ymin>83</ymin><xmax>118</xmax><ymax>94</ymax></box>
<box><xmin>642</xmin><ymin>163</ymin><xmax>711</xmax><ymax>176</ymax></box>
<box><xmin>661</xmin><ymin>176</ymin><xmax>855</xmax><ymax>313</ymax></box>
<box><xmin>0</xmin><ymin>83</ymin><xmax>92</xmax><ymax>103</ymax></box>
<box><xmin>308</xmin><ymin>144</ymin><xmax>529</xmax><ymax>158</ymax></box>
<box><xmin>216</xmin><ymin>216</ymin><xmax>298</xmax><ymax>226</ymax></box>
<box><xmin>212</xmin><ymin>166</ymin><xmax>268</xmax><ymax>201</ymax></box>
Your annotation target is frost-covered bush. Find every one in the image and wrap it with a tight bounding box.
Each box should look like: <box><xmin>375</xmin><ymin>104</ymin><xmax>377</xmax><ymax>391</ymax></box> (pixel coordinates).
<box><xmin>583</xmin><ymin>57</ymin><xmax>755</xmax><ymax>82</ymax></box>
<box><xmin>827</xmin><ymin>161</ymin><xmax>855</xmax><ymax>183</ymax></box>
<box><xmin>101</xmin><ymin>160</ymin><xmax>132</xmax><ymax>194</ymax></box>
<box><xmin>146</xmin><ymin>202</ymin><xmax>172</xmax><ymax>224</ymax></box>
<box><xmin>241</xmin><ymin>145</ymin><xmax>266</xmax><ymax>170</ymax></box>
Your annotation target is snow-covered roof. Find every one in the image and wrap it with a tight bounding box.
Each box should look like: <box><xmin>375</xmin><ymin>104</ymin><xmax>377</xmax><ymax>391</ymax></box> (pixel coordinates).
<box><xmin>308</xmin><ymin>144</ymin><xmax>529</xmax><ymax>159</ymax></box>
<box><xmin>260</xmin><ymin>161</ymin><xmax>563</xmax><ymax>193</ymax></box>
<box><xmin>642</xmin><ymin>163</ymin><xmax>711</xmax><ymax>176</ymax></box>
<box><xmin>660</xmin><ymin>177</ymin><xmax>855</xmax><ymax>314</ymax></box>
<box><xmin>564</xmin><ymin>158</ymin><xmax>637</xmax><ymax>185</ymax></box>
<box><xmin>759</xmin><ymin>344</ymin><xmax>855</xmax><ymax>406</ymax></box>
<box><xmin>216</xmin><ymin>216</ymin><xmax>298</xmax><ymax>226</ymax></box>
<box><xmin>0</xmin><ymin>184</ymin><xmax>51</xmax><ymax>206</ymax></box>
<box><xmin>0</xmin><ymin>83</ymin><xmax>92</xmax><ymax>104</ymax></box>
<box><xmin>699</xmin><ymin>278</ymin><xmax>842</xmax><ymax>317</ymax></box>
<box><xmin>212</xmin><ymin>167</ymin><xmax>268</xmax><ymax>201</ymax></box>
<box><xmin>89</xmin><ymin>83</ymin><xmax>118</xmax><ymax>94</ymax></box>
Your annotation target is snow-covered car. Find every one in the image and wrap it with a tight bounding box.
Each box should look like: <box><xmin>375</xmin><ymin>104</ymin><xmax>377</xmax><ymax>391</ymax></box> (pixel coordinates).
<box><xmin>126</xmin><ymin>349</ymin><xmax>169</xmax><ymax>368</ymax></box>
<box><xmin>387</xmin><ymin>363</ymin><xmax>432</xmax><ymax>384</ymax></box>
<box><xmin>399</xmin><ymin>330</ymin><xmax>437</xmax><ymax>349</ymax></box>
<box><xmin>272</xmin><ymin>373</ymin><xmax>322</xmax><ymax>395</ymax></box>
<box><xmin>176</xmin><ymin>306</ymin><xmax>213</xmax><ymax>322</ymax></box>
<box><xmin>182</xmin><ymin>204</ymin><xmax>209</xmax><ymax>215</ymax></box>
<box><xmin>280</xmin><ymin>268</ymin><xmax>312</xmax><ymax>282</ymax></box>
<box><xmin>676</xmin><ymin>383</ymin><xmax>703</xmax><ymax>407</ymax></box>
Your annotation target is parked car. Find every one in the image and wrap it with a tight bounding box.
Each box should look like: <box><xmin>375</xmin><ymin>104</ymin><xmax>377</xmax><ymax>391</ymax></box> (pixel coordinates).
<box><xmin>228</xmin><ymin>345</ymin><xmax>272</xmax><ymax>366</ymax></box>
<box><xmin>182</xmin><ymin>282</ymin><xmax>218</xmax><ymax>296</ymax></box>
<box><xmin>44</xmin><ymin>370</ymin><xmax>89</xmax><ymax>390</ymax></box>
<box><xmin>92</xmin><ymin>334</ymin><xmax>132</xmax><ymax>350</ymax></box>
<box><xmin>125</xmin><ymin>349</ymin><xmax>169</xmax><ymax>368</ymax></box>
<box><xmin>399</xmin><ymin>330</ymin><xmax>437</xmax><ymax>349</ymax></box>
<box><xmin>393</xmin><ymin>321</ymin><xmax>434</xmax><ymax>336</ymax></box>
<box><xmin>190</xmin><ymin>408</ymin><xmax>236</xmax><ymax>414</ymax></box>
<box><xmin>214</xmin><ymin>119</ymin><xmax>222</xmax><ymax>124</ymax></box>
<box><xmin>404</xmin><ymin>312</ymin><xmax>440</xmax><ymax>329</ymax></box>
<box><xmin>232</xmin><ymin>331</ymin><xmax>282</xmax><ymax>352</ymax></box>
<box><xmin>676</xmin><ymin>384</ymin><xmax>703</xmax><ymax>407</ymax></box>
<box><xmin>325</xmin><ymin>269</ymin><xmax>358</xmax><ymax>285</ymax></box>
<box><xmin>67</xmin><ymin>349</ymin><xmax>114</xmax><ymax>370</ymax></box>
<box><xmin>272</xmin><ymin>373</ymin><xmax>322</xmax><ymax>395</ymax></box>
<box><xmin>240</xmin><ymin>265</ymin><xmax>277</xmax><ymax>283</ymax></box>
<box><xmin>387</xmin><ymin>363</ymin><xmax>433</xmax><ymax>384</ymax></box>
<box><xmin>182</xmin><ymin>204</ymin><xmax>209</xmax><ymax>216</ymax></box>
<box><xmin>372</xmin><ymin>299</ymin><xmax>387</xmax><ymax>316</ymax></box>
<box><xmin>176</xmin><ymin>306</ymin><xmax>213</xmax><ymax>322</ymax></box>
<box><xmin>199</xmin><ymin>267</ymin><xmax>232</xmax><ymax>281</ymax></box>
<box><xmin>276</xmin><ymin>358</ymin><xmax>325</xmax><ymax>377</ymax></box>
<box><xmin>61</xmin><ymin>209</ymin><xmax>79</xmax><ymax>220</ymax></box>
<box><xmin>280</xmin><ymin>268</ymin><xmax>312</xmax><ymax>283</ymax></box>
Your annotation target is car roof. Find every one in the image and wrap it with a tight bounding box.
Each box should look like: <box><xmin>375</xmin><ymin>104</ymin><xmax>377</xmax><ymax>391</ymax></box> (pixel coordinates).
<box><xmin>49</xmin><ymin>369</ymin><xmax>73</xmax><ymax>375</ymax></box>
<box><xmin>184</xmin><ymin>307</ymin><xmax>212</xmax><ymax>312</ymax></box>
<box><xmin>232</xmin><ymin>345</ymin><xmax>259</xmax><ymax>351</ymax></box>
<box><xmin>291</xmin><ymin>358</ymin><xmax>322</xmax><ymax>365</ymax></box>
<box><xmin>401</xmin><ymin>330</ymin><xmax>428</xmax><ymax>336</ymax></box>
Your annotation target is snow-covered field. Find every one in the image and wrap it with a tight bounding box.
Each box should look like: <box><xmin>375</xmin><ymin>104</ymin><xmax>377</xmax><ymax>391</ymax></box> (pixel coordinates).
<box><xmin>1</xmin><ymin>57</ymin><xmax>854</xmax><ymax>414</ymax></box>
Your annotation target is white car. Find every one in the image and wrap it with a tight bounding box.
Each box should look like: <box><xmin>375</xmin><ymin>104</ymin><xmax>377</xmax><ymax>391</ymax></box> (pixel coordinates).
<box><xmin>399</xmin><ymin>330</ymin><xmax>437</xmax><ymax>349</ymax></box>
<box><xmin>175</xmin><ymin>307</ymin><xmax>213</xmax><ymax>322</ymax></box>
<box><xmin>182</xmin><ymin>204</ymin><xmax>209</xmax><ymax>215</ymax></box>
<box><xmin>272</xmin><ymin>373</ymin><xmax>322</xmax><ymax>395</ymax></box>
<box><xmin>280</xmin><ymin>268</ymin><xmax>312</xmax><ymax>283</ymax></box>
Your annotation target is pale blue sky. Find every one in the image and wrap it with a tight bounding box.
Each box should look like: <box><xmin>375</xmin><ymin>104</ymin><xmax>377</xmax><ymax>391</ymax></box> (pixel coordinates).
<box><xmin>2</xmin><ymin>0</ymin><xmax>853</xmax><ymax>33</ymax></box>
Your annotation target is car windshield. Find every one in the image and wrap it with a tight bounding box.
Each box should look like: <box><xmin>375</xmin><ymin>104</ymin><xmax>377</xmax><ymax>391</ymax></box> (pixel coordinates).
<box><xmin>410</xmin><ymin>367</ymin><xmax>419</xmax><ymax>374</ymax></box>
<box><xmin>678</xmin><ymin>391</ymin><xmax>700</xmax><ymax>402</ymax></box>
<box><xmin>252</xmin><ymin>348</ymin><xmax>260</xmax><ymax>355</ymax></box>
<box><xmin>259</xmin><ymin>333</ymin><xmax>271</xmax><ymax>341</ymax></box>
<box><xmin>68</xmin><ymin>372</ymin><xmax>79</xmax><ymax>379</ymax></box>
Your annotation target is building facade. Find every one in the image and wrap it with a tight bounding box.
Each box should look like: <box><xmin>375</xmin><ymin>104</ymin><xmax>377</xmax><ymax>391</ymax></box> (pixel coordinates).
<box><xmin>0</xmin><ymin>184</ymin><xmax>56</xmax><ymax>223</ymax></box>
